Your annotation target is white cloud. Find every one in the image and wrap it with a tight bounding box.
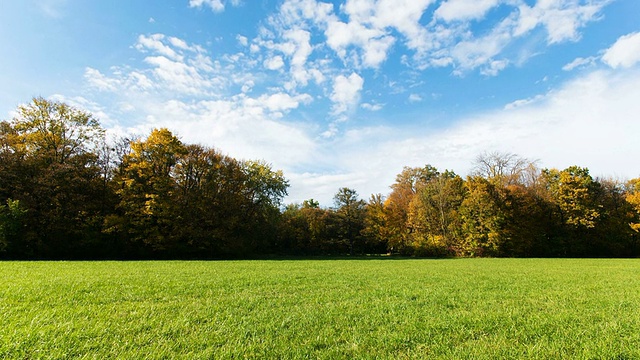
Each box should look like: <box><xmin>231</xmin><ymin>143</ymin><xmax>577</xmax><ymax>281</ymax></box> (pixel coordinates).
<box><xmin>514</xmin><ymin>0</ymin><xmax>609</xmax><ymax>44</ymax></box>
<box><xmin>84</xmin><ymin>68</ymin><xmax>154</xmax><ymax>93</ymax></box>
<box><xmin>435</xmin><ymin>0</ymin><xmax>500</xmax><ymax>22</ymax></box>
<box><xmin>264</xmin><ymin>55</ymin><xmax>285</xmax><ymax>70</ymax></box>
<box><xmin>249</xmin><ymin>92</ymin><xmax>313</xmax><ymax>113</ymax></box>
<box><xmin>370</xmin><ymin>0</ymin><xmax>433</xmax><ymax>52</ymax></box>
<box><xmin>330</xmin><ymin>72</ymin><xmax>364</xmax><ymax>114</ymax></box>
<box><xmin>241</xmin><ymin>80</ymin><xmax>254</xmax><ymax>93</ymax></box>
<box><xmin>563</xmin><ymin>56</ymin><xmax>597</xmax><ymax>71</ymax></box>
<box><xmin>290</xmin><ymin>67</ymin><xmax>640</xmax><ymax>205</ymax></box>
<box><xmin>168</xmin><ymin>37</ymin><xmax>190</xmax><ymax>50</ymax></box>
<box><xmin>361</xmin><ymin>102</ymin><xmax>383</xmax><ymax>111</ymax></box>
<box><xmin>258</xmin><ymin>0</ymin><xmax>611</xmax><ymax>78</ymax></box>
<box><xmin>189</xmin><ymin>0</ymin><xmax>225</xmax><ymax>12</ymax></box>
<box><xmin>602</xmin><ymin>32</ymin><xmax>640</xmax><ymax>69</ymax></box>
<box><xmin>408</xmin><ymin>94</ymin><xmax>422</xmax><ymax>102</ymax></box>
<box><xmin>481</xmin><ymin>59</ymin><xmax>509</xmax><ymax>76</ymax></box>
<box><xmin>84</xmin><ymin>68</ymin><xmax>119</xmax><ymax>92</ymax></box>
<box><xmin>144</xmin><ymin>55</ymin><xmax>218</xmax><ymax>95</ymax></box>
<box><xmin>503</xmin><ymin>95</ymin><xmax>544</xmax><ymax>110</ymax></box>
<box><xmin>136</xmin><ymin>34</ymin><xmax>183</xmax><ymax>61</ymax></box>
<box><xmin>236</xmin><ymin>35</ymin><xmax>248</xmax><ymax>46</ymax></box>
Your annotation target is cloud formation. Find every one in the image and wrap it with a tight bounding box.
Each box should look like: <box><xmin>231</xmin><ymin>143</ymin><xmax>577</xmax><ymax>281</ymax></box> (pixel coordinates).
<box><xmin>330</xmin><ymin>72</ymin><xmax>364</xmax><ymax>115</ymax></box>
<box><xmin>189</xmin><ymin>0</ymin><xmax>224</xmax><ymax>12</ymax></box>
<box><xmin>254</xmin><ymin>0</ymin><xmax>609</xmax><ymax>77</ymax></box>
<box><xmin>602</xmin><ymin>32</ymin><xmax>640</xmax><ymax>69</ymax></box>
<box><xmin>71</xmin><ymin>1</ymin><xmax>636</xmax><ymax>205</ymax></box>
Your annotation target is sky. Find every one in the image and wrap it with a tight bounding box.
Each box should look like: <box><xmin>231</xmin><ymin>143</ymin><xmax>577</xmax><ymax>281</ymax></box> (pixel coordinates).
<box><xmin>1</xmin><ymin>0</ymin><xmax>639</xmax><ymax>205</ymax></box>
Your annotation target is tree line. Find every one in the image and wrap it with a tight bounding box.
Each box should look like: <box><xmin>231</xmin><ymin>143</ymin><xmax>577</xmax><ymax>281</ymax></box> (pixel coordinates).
<box><xmin>1</xmin><ymin>98</ymin><xmax>639</xmax><ymax>259</ymax></box>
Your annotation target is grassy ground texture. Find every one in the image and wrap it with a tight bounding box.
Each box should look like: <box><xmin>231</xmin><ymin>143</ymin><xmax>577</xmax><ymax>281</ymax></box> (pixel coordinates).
<box><xmin>1</xmin><ymin>259</ymin><xmax>639</xmax><ymax>359</ymax></box>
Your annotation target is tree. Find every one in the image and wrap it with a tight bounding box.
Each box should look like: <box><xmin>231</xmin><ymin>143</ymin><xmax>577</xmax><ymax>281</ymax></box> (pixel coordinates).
<box><xmin>408</xmin><ymin>171</ymin><xmax>465</xmax><ymax>256</ymax></box>
<box><xmin>459</xmin><ymin>177</ymin><xmax>506</xmax><ymax>256</ymax></box>
<box><xmin>280</xmin><ymin>200</ymin><xmax>336</xmax><ymax>255</ymax></box>
<box><xmin>590</xmin><ymin>177</ymin><xmax>637</xmax><ymax>256</ymax></box>
<box><xmin>333</xmin><ymin>188</ymin><xmax>366</xmax><ymax>255</ymax></box>
<box><xmin>385</xmin><ymin>165</ymin><xmax>439</xmax><ymax>254</ymax></box>
<box><xmin>0</xmin><ymin>199</ymin><xmax>27</xmax><ymax>256</ymax></box>
<box><xmin>0</xmin><ymin>98</ymin><xmax>108</xmax><ymax>258</ymax></box>
<box><xmin>362</xmin><ymin>194</ymin><xmax>390</xmax><ymax>254</ymax></box>
<box><xmin>541</xmin><ymin>166</ymin><xmax>602</xmax><ymax>256</ymax></box>
<box><xmin>542</xmin><ymin>166</ymin><xmax>601</xmax><ymax>229</ymax></box>
<box><xmin>12</xmin><ymin>97</ymin><xmax>104</xmax><ymax>165</ymax></box>
<box><xmin>235</xmin><ymin>160</ymin><xmax>289</xmax><ymax>254</ymax></box>
<box><xmin>112</xmin><ymin>128</ymin><xmax>187</xmax><ymax>253</ymax></box>
<box><xmin>626</xmin><ymin>178</ymin><xmax>640</xmax><ymax>233</ymax></box>
<box><xmin>472</xmin><ymin>151</ymin><xmax>534</xmax><ymax>186</ymax></box>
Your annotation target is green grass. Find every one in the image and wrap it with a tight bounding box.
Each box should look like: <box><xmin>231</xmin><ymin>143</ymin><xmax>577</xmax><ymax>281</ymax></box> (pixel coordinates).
<box><xmin>1</xmin><ymin>259</ymin><xmax>639</xmax><ymax>359</ymax></box>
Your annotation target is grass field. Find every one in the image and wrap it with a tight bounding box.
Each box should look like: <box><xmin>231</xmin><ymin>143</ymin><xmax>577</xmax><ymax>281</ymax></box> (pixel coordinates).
<box><xmin>1</xmin><ymin>259</ymin><xmax>639</xmax><ymax>359</ymax></box>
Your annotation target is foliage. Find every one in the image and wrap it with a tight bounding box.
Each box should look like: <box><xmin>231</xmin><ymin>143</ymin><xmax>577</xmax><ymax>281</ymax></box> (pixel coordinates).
<box><xmin>627</xmin><ymin>178</ymin><xmax>640</xmax><ymax>233</ymax></box>
<box><xmin>384</xmin><ymin>165</ymin><xmax>439</xmax><ymax>254</ymax></box>
<box><xmin>0</xmin><ymin>199</ymin><xmax>27</xmax><ymax>254</ymax></box>
<box><xmin>408</xmin><ymin>170</ymin><xmax>465</xmax><ymax>256</ymax></box>
<box><xmin>2</xmin><ymin>98</ymin><xmax>640</xmax><ymax>259</ymax></box>
<box><xmin>0</xmin><ymin>98</ymin><xmax>108</xmax><ymax>258</ymax></box>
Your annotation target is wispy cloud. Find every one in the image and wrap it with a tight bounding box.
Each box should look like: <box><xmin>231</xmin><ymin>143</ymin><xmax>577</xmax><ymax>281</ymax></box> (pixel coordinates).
<box><xmin>435</xmin><ymin>0</ymin><xmax>500</xmax><ymax>22</ymax></box>
<box><xmin>37</xmin><ymin>0</ymin><xmax>68</xmax><ymax>18</ymax></box>
<box><xmin>563</xmin><ymin>56</ymin><xmax>598</xmax><ymax>71</ymax></box>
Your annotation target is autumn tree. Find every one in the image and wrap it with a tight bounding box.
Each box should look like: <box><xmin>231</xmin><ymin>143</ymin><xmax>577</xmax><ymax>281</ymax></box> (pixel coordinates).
<box><xmin>540</xmin><ymin>166</ymin><xmax>602</xmax><ymax>256</ymax></box>
<box><xmin>385</xmin><ymin>165</ymin><xmax>439</xmax><ymax>254</ymax></box>
<box><xmin>170</xmin><ymin>144</ymin><xmax>246</xmax><ymax>256</ymax></box>
<box><xmin>110</xmin><ymin>128</ymin><xmax>187</xmax><ymax>254</ymax></box>
<box><xmin>458</xmin><ymin>177</ymin><xmax>507</xmax><ymax>256</ymax></box>
<box><xmin>626</xmin><ymin>178</ymin><xmax>640</xmax><ymax>234</ymax></box>
<box><xmin>408</xmin><ymin>170</ymin><xmax>465</xmax><ymax>256</ymax></box>
<box><xmin>362</xmin><ymin>194</ymin><xmax>389</xmax><ymax>254</ymax></box>
<box><xmin>109</xmin><ymin>130</ymin><xmax>290</xmax><ymax>257</ymax></box>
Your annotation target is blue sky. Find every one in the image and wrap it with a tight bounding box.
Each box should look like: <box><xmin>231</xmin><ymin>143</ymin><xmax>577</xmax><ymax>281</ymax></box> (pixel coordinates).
<box><xmin>2</xmin><ymin>0</ymin><xmax>640</xmax><ymax>204</ymax></box>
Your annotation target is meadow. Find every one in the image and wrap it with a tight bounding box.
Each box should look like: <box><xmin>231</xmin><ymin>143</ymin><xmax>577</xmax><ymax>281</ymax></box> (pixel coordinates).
<box><xmin>1</xmin><ymin>259</ymin><xmax>639</xmax><ymax>359</ymax></box>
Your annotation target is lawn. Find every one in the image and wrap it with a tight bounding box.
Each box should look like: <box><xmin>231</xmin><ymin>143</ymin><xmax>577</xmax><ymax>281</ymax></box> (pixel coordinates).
<box><xmin>1</xmin><ymin>259</ymin><xmax>639</xmax><ymax>359</ymax></box>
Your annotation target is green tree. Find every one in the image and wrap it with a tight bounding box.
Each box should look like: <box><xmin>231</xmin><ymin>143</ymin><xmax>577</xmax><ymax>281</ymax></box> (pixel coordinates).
<box><xmin>334</xmin><ymin>187</ymin><xmax>366</xmax><ymax>255</ymax></box>
<box><xmin>1</xmin><ymin>98</ymin><xmax>108</xmax><ymax>258</ymax></box>
<box><xmin>13</xmin><ymin>97</ymin><xmax>104</xmax><ymax>165</ymax></box>
<box><xmin>280</xmin><ymin>200</ymin><xmax>336</xmax><ymax>254</ymax></box>
<box><xmin>0</xmin><ymin>199</ymin><xmax>27</xmax><ymax>256</ymax></box>
<box><xmin>590</xmin><ymin>178</ymin><xmax>637</xmax><ymax>256</ymax></box>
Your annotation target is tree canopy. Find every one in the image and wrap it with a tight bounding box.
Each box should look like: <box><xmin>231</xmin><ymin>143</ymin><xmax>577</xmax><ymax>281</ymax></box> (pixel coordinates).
<box><xmin>1</xmin><ymin>98</ymin><xmax>638</xmax><ymax>259</ymax></box>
